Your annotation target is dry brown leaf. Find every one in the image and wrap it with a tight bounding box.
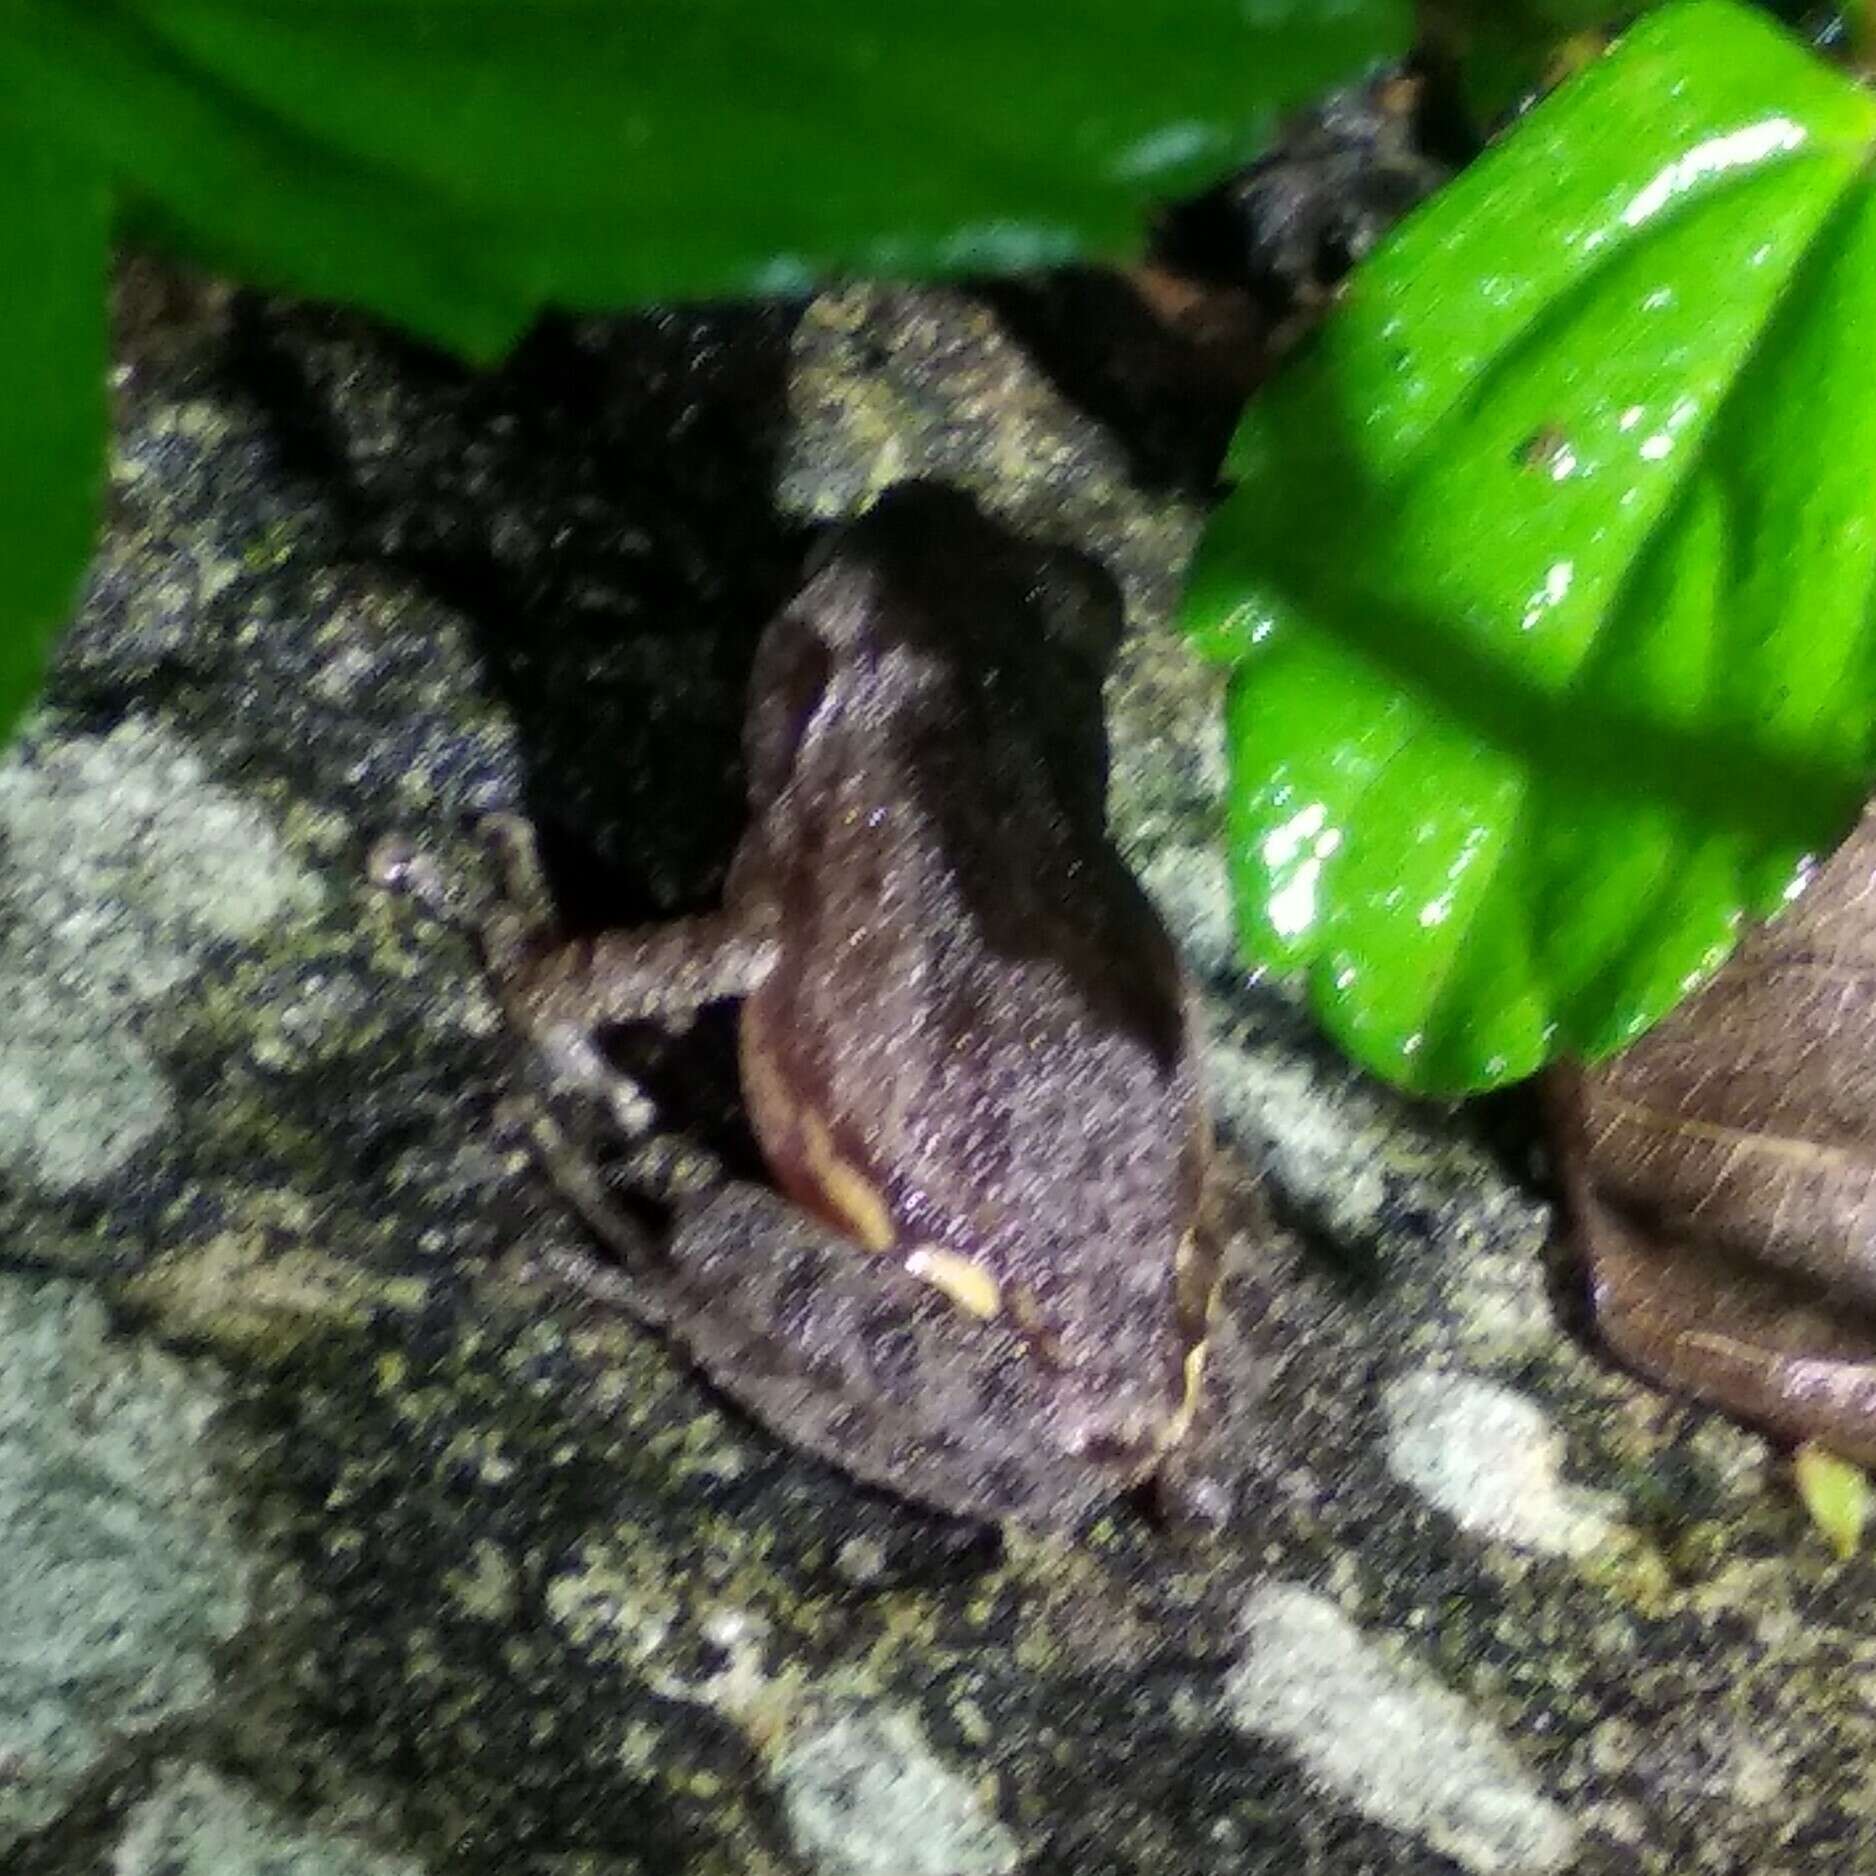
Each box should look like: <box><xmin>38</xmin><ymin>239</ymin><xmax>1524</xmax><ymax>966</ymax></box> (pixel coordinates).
<box><xmin>1550</xmin><ymin>805</ymin><xmax>1876</xmax><ymax>1463</ymax></box>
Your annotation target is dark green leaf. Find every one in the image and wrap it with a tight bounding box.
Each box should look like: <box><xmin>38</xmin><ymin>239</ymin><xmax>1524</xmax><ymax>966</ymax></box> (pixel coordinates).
<box><xmin>1182</xmin><ymin>0</ymin><xmax>1876</xmax><ymax>1092</ymax></box>
<box><xmin>1421</xmin><ymin>0</ymin><xmax>1653</xmax><ymax>126</ymax></box>
<box><xmin>0</xmin><ymin>0</ymin><xmax>1409</xmax><ymax>359</ymax></box>
<box><xmin>0</xmin><ymin>124</ymin><xmax>107</xmax><ymax>742</ymax></box>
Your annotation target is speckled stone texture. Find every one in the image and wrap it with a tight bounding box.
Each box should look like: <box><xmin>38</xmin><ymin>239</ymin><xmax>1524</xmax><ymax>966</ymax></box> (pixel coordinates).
<box><xmin>4</xmin><ymin>168</ymin><xmax>1874</xmax><ymax>1872</ymax></box>
<box><xmin>0</xmin><ymin>1276</ymin><xmax>249</xmax><ymax>1851</ymax></box>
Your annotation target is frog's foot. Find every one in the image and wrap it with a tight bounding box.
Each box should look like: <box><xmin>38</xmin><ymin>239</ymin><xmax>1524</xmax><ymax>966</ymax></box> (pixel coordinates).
<box><xmin>366</xmin><ymin>816</ymin><xmax>557</xmax><ymax>956</ymax></box>
<box><xmin>366</xmin><ymin>829</ymin><xmax>485</xmax><ymax>928</ymax></box>
<box><xmin>477</xmin><ymin>811</ymin><xmax>692</xmax><ymax>1114</ymax></box>
<box><xmin>489</xmin><ymin>877</ymin><xmax>776</xmax><ymax>1041</ymax></box>
<box><xmin>496</xmin><ymin>1096</ymin><xmax>677</xmax><ymax>1329</ymax></box>
<box><xmin>368</xmin><ymin>819</ymin><xmax>647</xmax><ymax>1131</ymax></box>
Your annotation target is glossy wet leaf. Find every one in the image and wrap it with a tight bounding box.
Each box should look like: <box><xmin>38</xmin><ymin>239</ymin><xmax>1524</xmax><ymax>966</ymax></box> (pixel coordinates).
<box><xmin>1183</xmin><ymin>0</ymin><xmax>1876</xmax><ymax>1092</ymax></box>
<box><xmin>1550</xmin><ymin>804</ymin><xmax>1876</xmax><ymax>1469</ymax></box>
<box><xmin>0</xmin><ymin>0</ymin><xmax>1409</xmax><ymax>360</ymax></box>
<box><xmin>0</xmin><ymin>127</ymin><xmax>107</xmax><ymax>743</ymax></box>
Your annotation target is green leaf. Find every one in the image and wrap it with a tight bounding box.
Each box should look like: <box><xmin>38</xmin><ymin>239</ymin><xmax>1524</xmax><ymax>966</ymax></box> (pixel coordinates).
<box><xmin>0</xmin><ymin>0</ymin><xmax>1408</xmax><ymax>361</ymax></box>
<box><xmin>1181</xmin><ymin>0</ymin><xmax>1876</xmax><ymax>1094</ymax></box>
<box><xmin>0</xmin><ymin>123</ymin><xmax>108</xmax><ymax>743</ymax></box>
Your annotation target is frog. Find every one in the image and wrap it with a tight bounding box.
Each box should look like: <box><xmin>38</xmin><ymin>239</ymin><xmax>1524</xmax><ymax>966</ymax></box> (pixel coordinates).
<box><xmin>430</xmin><ymin>485</ymin><xmax>1219</xmax><ymax>1527</ymax></box>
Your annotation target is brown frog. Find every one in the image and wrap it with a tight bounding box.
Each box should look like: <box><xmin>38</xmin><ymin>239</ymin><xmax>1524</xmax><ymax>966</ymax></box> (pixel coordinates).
<box><xmin>457</xmin><ymin>487</ymin><xmax>1217</xmax><ymax>1526</ymax></box>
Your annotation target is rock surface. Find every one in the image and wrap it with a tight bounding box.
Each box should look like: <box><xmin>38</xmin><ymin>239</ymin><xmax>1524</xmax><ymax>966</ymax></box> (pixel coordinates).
<box><xmin>4</xmin><ymin>126</ymin><xmax>1873</xmax><ymax>1874</ymax></box>
<box><xmin>0</xmin><ymin>1276</ymin><xmax>249</xmax><ymax>1852</ymax></box>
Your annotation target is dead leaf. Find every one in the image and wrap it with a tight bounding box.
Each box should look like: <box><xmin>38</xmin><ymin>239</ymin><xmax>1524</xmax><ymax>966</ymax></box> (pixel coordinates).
<box><xmin>1549</xmin><ymin>805</ymin><xmax>1876</xmax><ymax>1464</ymax></box>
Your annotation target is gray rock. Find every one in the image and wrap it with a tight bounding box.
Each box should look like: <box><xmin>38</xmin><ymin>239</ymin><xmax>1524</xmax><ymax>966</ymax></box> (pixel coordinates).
<box><xmin>773</xmin><ymin>1705</ymin><xmax>1020</xmax><ymax>1876</ymax></box>
<box><xmin>0</xmin><ymin>1276</ymin><xmax>249</xmax><ymax>1851</ymax></box>
<box><xmin>112</xmin><ymin>1766</ymin><xmax>425</xmax><ymax>1876</ymax></box>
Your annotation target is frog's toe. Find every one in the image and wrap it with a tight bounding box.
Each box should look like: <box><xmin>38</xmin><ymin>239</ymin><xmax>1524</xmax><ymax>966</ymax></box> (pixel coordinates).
<box><xmin>478</xmin><ymin>812</ymin><xmax>562</xmax><ymax>930</ymax></box>
<box><xmin>366</xmin><ymin>830</ymin><xmax>484</xmax><ymax>928</ymax></box>
<box><xmin>472</xmin><ymin>813</ymin><xmax>573</xmax><ymax>987</ymax></box>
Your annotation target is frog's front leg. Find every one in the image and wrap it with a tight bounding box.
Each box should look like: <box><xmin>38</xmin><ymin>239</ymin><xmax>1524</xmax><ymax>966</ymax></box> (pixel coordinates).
<box><xmin>457</xmin><ymin>815</ymin><xmax>769</xmax><ymax>1149</ymax></box>
<box><xmin>376</xmin><ymin>813</ymin><xmax>759</xmax><ymax>1204</ymax></box>
<box><xmin>655</xmin><ymin>1182</ymin><xmax>1136</xmax><ymax>1526</ymax></box>
<box><xmin>479</xmin><ymin>813</ymin><xmax>778</xmax><ymax>1043</ymax></box>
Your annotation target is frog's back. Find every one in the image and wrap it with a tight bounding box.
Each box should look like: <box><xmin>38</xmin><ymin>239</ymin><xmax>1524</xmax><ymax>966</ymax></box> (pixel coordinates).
<box><xmin>736</xmin><ymin>491</ymin><xmax>1205</xmax><ymax>1390</ymax></box>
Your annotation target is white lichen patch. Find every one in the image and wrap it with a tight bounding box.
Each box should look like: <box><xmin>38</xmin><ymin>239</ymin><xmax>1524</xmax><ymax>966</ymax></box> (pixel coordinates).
<box><xmin>1224</xmin><ymin>1584</ymin><xmax>1577</xmax><ymax>1876</ymax></box>
<box><xmin>0</xmin><ymin>716</ymin><xmax>324</xmax><ymax>1191</ymax></box>
<box><xmin>772</xmin><ymin>1704</ymin><xmax>1019</xmax><ymax>1876</ymax></box>
<box><xmin>444</xmin><ymin>1538</ymin><xmax>521</xmax><ymax>1624</ymax></box>
<box><xmin>0</xmin><ymin>717</ymin><xmax>323</xmax><ymax>989</ymax></box>
<box><xmin>112</xmin><ymin>1765</ymin><xmax>424</xmax><ymax>1876</ymax></box>
<box><xmin>0</xmin><ymin>974</ymin><xmax>174</xmax><ymax>1191</ymax></box>
<box><xmin>1383</xmin><ymin>1368</ymin><xmax>1621</xmax><ymax>1559</ymax></box>
<box><xmin>0</xmin><ymin>1277</ymin><xmax>252</xmax><ymax>1850</ymax></box>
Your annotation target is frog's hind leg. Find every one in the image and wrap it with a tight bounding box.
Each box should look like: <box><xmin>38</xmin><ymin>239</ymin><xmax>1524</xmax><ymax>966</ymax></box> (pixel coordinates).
<box><xmin>497</xmin><ymin>1098</ymin><xmax>681</xmax><ymax>1330</ymax></box>
<box><xmin>662</xmin><ymin>1183</ymin><xmax>1132</xmax><ymax>1527</ymax></box>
